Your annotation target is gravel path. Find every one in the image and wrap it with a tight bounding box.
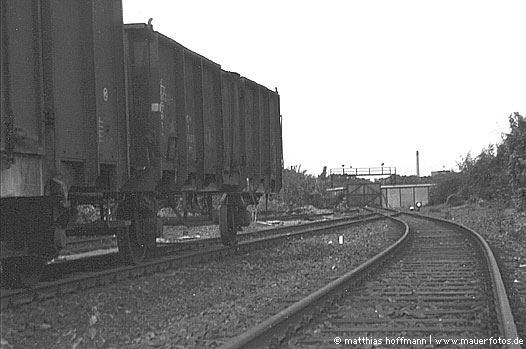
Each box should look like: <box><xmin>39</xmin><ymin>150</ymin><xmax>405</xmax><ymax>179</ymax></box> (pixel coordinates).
<box><xmin>1</xmin><ymin>219</ymin><xmax>401</xmax><ymax>349</ymax></box>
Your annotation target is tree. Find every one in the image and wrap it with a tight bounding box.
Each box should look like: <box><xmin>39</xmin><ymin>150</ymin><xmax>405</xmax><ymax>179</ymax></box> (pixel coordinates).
<box><xmin>444</xmin><ymin>112</ymin><xmax>525</xmax><ymax>211</ymax></box>
<box><xmin>457</xmin><ymin>144</ymin><xmax>509</xmax><ymax>201</ymax></box>
<box><xmin>504</xmin><ymin>112</ymin><xmax>526</xmax><ymax>210</ymax></box>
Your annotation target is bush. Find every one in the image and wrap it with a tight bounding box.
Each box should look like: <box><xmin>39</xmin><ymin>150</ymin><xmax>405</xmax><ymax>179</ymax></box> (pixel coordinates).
<box><xmin>430</xmin><ymin>172</ymin><xmax>463</xmax><ymax>204</ymax></box>
<box><xmin>446</xmin><ymin>194</ymin><xmax>464</xmax><ymax>207</ymax></box>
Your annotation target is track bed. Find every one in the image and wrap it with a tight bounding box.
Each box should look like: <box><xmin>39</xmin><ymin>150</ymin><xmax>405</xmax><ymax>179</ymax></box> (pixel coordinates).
<box><xmin>221</xmin><ymin>213</ymin><xmax>520</xmax><ymax>349</ymax></box>
<box><xmin>289</xmin><ymin>215</ymin><xmax>499</xmax><ymax>347</ymax></box>
<box><xmin>0</xmin><ymin>219</ymin><xmax>399</xmax><ymax>349</ymax></box>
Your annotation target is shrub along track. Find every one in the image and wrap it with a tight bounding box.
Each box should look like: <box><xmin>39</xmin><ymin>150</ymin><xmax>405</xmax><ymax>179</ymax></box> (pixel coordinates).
<box><xmin>220</xmin><ymin>212</ymin><xmax>520</xmax><ymax>349</ymax></box>
<box><xmin>0</xmin><ymin>212</ymin><xmax>378</xmax><ymax>310</ymax></box>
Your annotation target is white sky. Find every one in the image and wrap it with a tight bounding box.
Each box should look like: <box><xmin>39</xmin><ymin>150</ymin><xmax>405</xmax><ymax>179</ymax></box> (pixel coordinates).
<box><xmin>123</xmin><ymin>0</ymin><xmax>526</xmax><ymax>177</ymax></box>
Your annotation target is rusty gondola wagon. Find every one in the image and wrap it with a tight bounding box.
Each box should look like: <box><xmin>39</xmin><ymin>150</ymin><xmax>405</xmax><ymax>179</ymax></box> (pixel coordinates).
<box><xmin>1</xmin><ymin>0</ymin><xmax>282</xmax><ymax>286</ymax></box>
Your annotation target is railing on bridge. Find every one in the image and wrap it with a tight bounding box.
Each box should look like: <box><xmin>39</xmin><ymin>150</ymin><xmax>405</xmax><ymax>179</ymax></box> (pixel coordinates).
<box><xmin>329</xmin><ymin>167</ymin><xmax>397</xmax><ymax>177</ymax></box>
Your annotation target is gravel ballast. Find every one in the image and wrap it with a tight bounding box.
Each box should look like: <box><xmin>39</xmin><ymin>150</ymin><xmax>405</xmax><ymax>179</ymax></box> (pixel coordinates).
<box><xmin>1</xmin><ymin>219</ymin><xmax>401</xmax><ymax>349</ymax></box>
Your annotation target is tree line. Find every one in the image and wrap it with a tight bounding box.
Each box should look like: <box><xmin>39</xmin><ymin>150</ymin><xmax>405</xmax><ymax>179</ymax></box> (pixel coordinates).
<box><xmin>433</xmin><ymin>112</ymin><xmax>525</xmax><ymax>211</ymax></box>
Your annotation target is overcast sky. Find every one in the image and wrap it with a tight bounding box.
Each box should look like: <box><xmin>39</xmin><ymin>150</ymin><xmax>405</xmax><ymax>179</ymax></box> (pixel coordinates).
<box><xmin>123</xmin><ymin>0</ymin><xmax>526</xmax><ymax>177</ymax></box>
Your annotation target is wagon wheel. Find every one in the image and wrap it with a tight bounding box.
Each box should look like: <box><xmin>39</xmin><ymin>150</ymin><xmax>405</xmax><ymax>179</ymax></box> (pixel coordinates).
<box><xmin>1</xmin><ymin>256</ymin><xmax>46</xmax><ymax>288</ymax></box>
<box><xmin>117</xmin><ymin>222</ymin><xmax>148</xmax><ymax>265</ymax></box>
<box><xmin>219</xmin><ymin>201</ymin><xmax>237</xmax><ymax>246</ymax></box>
<box><xmin>116</xmin><ymin>196</ymin><xmax>157</xmax><ymax>265</ymax></box>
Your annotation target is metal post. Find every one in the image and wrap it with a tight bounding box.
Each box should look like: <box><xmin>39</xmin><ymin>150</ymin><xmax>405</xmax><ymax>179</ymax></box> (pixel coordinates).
<box><xmin>416</xmin><ymin>150</ymin><xmax>420</xmax><ymax>177</ymax></box>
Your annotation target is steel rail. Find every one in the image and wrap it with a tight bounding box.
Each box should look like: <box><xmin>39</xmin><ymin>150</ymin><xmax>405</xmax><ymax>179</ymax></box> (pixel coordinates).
<box><xmin>156</xmin><ymin>212</ymin><xmax>377</xmax><ymax>252</ymax></box>
<box><xmin>46</xmin><ymin>212</ymin><xmax>377</xmax><ymax>272</ymax></box>
<box><xmin>4</xmin><ymin>213</ymin><xmax>373</xmax><ymax>284</ymax></box>
<box><xmin>410</xmin><ymin>212</ymin><xmax>520</xmax><ymax>348</ymax></box>
<box><xmin>1</xmin><ymin>213</ymin><xmax>383</xmax><ymax>310</ymax></box>
<box><xmin>220</xmin><ymin>210</ymin><xmax>520</xmax><ymax>349</ymax></box>
<box><xmin>219</xmin><ymin>212</ymin><xmax>410</xmax><ymax>349</ymax></box>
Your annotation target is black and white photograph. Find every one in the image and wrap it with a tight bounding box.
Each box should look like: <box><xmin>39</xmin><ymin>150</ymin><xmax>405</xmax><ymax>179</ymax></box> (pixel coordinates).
<box><xmin>1</xmin><ymin>1</ymin><xmax>525</xmax><ymax>348</ymax></box>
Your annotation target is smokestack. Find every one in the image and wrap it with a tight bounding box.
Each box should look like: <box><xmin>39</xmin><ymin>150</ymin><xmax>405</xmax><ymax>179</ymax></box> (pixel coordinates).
<box><xmin>416</xmin><ymin>150</ymin><xmax>420</xmax><ymax>177</ymax></box>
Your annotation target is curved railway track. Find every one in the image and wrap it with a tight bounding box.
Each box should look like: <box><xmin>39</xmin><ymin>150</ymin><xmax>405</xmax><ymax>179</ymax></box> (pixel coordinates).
<box><xmin>0</xmin><ymin>212</ymin><xmax>380</xmax><ymax>310</ymax></box>
<box><xmin>220</xmin><ymin>212</ymin><xmax>521</xmax><ymax>349</ymax></box>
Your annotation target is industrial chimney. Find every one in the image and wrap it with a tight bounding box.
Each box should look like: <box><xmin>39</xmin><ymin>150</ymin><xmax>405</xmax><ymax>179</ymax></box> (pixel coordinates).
<box><xmin>416</xmin><ymin>150</ymin><xmax>420</xmax><ymax>177</ymax></box>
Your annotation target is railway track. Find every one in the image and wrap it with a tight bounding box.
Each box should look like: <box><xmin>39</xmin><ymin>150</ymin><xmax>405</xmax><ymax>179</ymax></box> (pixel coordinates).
<box><xmin>34</xmin><ymin>213</ymin><xmax>372</xmax><ymax>283</ymax></box>
<box><xmin>33</xmin><ymin>212</ymin><xmax>374</xmax><ymax>281</ymax></box>
<box><xmin>220</xmin><ymin>212</ymin><xmax>521</xmax><ymax>349</ymax></box>
<box><xmin>0</xmin><ymin>212</ymin><xmax>380</xmax><ymax>310</ymax></box>
<box><xmin>52</xmin><ymin>211</ymin><xmax>360</xmax><ymax>262</ymax></box>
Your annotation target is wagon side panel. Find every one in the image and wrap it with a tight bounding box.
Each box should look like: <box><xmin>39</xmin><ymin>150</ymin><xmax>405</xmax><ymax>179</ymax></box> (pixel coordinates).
<box><xmin>259</xmin><ymin>87</ymin><xmax>271</xmax><ymax>192</ymax></box>
<box><xmin>241</xmin><ymin>79</ymin><xmax>260</xmax><ymax>189</ymax></box>
<box><xmin>45</xmin><ymin>0</ymin><xmax>127</xmax><ymax>188</ymax></box>
<box><xmin>220</xmin><ymin>71</ymin><xmax>243</xmax><ymax>188</ymax></box>
<box><xmin>158</xmin><ymin>37</ymin><xmax>179</xmax><ymax>174</ymax></box>
<box><xmin>182</xmin><ymin>51</ymin><xmax>203</xmax><ymax>188</ymax></box>
<box><xmin>202</xmin><ymin>61</ymin><xmax>223</xmax><ymax>188</ymax></box>
<box><xmin>1</xmin><ymin>0</ymin><xmax>45</xmax><ymax>197</ymax></box>
<box><xmin>91</xmin><ymin>0</ymin><xmax>128</xmax><ymax>187</ymax></box>
<box><xmin>269</xmin><ymin>90</ymin><xmax>282</xmax><ymax>192</ymax></box>
<box><xmin>46</xmin><ymin>0</ymin><xmax>92</xmax><ymax>167</ymax></box>
<box><xmin>123</xmin><ymin>27</ymin><xmax>152</xmax><ymax>171</ymax></box>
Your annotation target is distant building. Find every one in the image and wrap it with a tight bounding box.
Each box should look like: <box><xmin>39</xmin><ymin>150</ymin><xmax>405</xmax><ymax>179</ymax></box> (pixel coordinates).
<box><xmin>431</xmin><ymin>170</ymin><xmax>454</xmax><ymax>177</ymax></box>
<box><xmin>381</xmin><ymin>183</ymin><xmax>436</xmax><ymax>208</ymax></box>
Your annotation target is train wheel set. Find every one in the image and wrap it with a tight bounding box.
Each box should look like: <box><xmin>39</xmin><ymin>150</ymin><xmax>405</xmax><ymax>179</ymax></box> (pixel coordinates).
<box><xmin>0</xmin><ymin>191</ymin><xmax>258</xmax><ymax>287</ymax></box>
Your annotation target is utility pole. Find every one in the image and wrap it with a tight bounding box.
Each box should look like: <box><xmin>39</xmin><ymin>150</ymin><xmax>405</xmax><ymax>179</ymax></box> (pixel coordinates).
<box><xmin>416</xmin><ymin>151</ymin><xmax>420</xmax><ymax>177</ymax></box>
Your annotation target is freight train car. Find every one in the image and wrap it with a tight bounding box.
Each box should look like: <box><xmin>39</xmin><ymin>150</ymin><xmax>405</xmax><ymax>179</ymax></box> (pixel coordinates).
<box><xmin>0</xmin><ymin>1</ymin><xmax>282</xmax><ymax>286</ymax></box>
<box><xmin>1</xmin><ymin>0</ymin><xmax>130</xmax><ymax>286</ymax></box>
<box><xmin>123</xmin><ymin>23</ymin><xmax>282</xmax><ymax>193</ymax></box>
<box><xmin>123</xmin><ymin>23</ymin><xmax>282</xmax><ymax>245</ymax></box>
